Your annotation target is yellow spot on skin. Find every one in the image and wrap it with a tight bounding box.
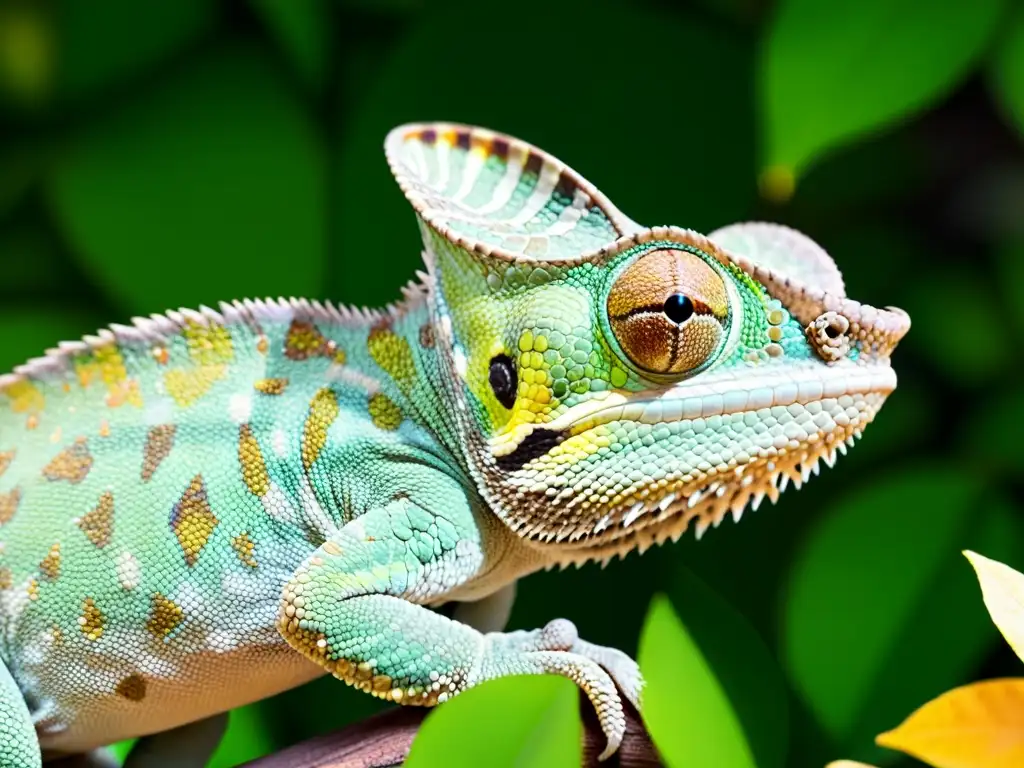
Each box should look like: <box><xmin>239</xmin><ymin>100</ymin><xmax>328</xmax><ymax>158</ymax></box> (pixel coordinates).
<box><xmin>78</xmin><ymin>491</ymin><xmax>114</xmax><ymax>548</ymax></box>
<box><xmin>79</xmin><ymin>598</ymin><xmax>104</xmax><ymax>640</ymax></box>
<box><xmin>184</xmin><ymin>319</ymin><xmax>234</xmax><ymax>366</ymax></box>
<box><xmin>39</xmin><ymin>542</ymin><xmax>61</xmax><ymax>580</ymax></box>
<box><xmin>42</xmin><ymin>438</ymin><xmax>92</xmax><ymax>483</ymax></box>
<box><xmin>1</xmin><ymin>379</ymin><xmax>44</xmax><ymax>414</ymax></box>
<box><xmin>76</xmin><ymin>345</ymin><xmax>142</xmax><ymax>408</ymax></box>
<box><xmin>163</xmin><ymin>365</ymin><xmax>226</xmax><ymax>407</ymax></box>
<box><xmin>141</xmin><ymin>424</ymin><xmax>176</xmax><ymax>482</ymax></box>
<box><xmin>254</xmin><ymin>378</ymin><xmax>288</xmax><ymax>395</ymax></box>
<box><xmin>49</xmin><ymin>426</ymin><xmax>62</xmax><ymax>443</ymax></box>
<box><xmin>147</xmin><ymin>593</ymin><xmax>184</xmax><ymax>638</ymax></box>
<box><xmin>170</xmin><ymin>475</ymin><xmax>218</xmax><ymax>566</ymax></box>
<box><xmin>256</xmin><ymin>335</ymin><xmax>269</xmax><ymax>355</ymax></box>
<box><xmin>116</xmin><ymin>674</ymin><xmax>147</xmax><ymax>702</ymax></box>
<box><xmin>25</xmin><ymin>414</ymin><xmax>39</xmax><ymax>430</ymax></box>
<box><xmin>302</xmin><ymin>388</ymin><xmax>339</xmax><ymax>471</ymax></box>
<box><xmin>27</xmin><ymin>578</ymin><xmax>38</xmax><ymax>601</ymax></box>
<box><xmin>152</xmin><ymin>346</ymin><xmax>169</xmax><ymax>365</ymax></box>
<box><xmin>98</xmin><ymin>420</ymin><xmax>111</xmax><ymax>438</ymax></box>
<box><xmin>0</xmin><ymin>568</ymin><xmax>11</xmax><ymax>590</ymax></box>
<box><xmin>368</xmin><ymin>393</ymin><xmax>403</xmax><ymax>431</ymax></box>
<box><xmin>0</xmin><ymin>450</ymin><xmax>13</xmax><ymax>477</ymax></box>
<box><xmin>238</xmin><ymin>425</ymin><xmax>270</xmax><ymax>497</ymax></box>
<box><xmin>367</xmin><ymin>326</ymin><xmax>416</xmax><ymax>391</ymax></box>
<box><xmin>52</xmin><ymin>626</ymin><xmax>63</xmax><ymax>646</ymax></box>
<box><xmin>231</xmin><ymin>532</ymin><xmax>258</xmax><ymax>568</ymax></box>
<box><xmin>518</xmin><ymin>330</ymin><xmax>533</xmax><ymax>352</ymax></box>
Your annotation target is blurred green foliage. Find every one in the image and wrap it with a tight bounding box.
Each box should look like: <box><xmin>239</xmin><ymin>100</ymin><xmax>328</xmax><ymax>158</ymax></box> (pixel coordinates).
<box><xmin>0</xmin><ymin>1</ymin><xmax>1021</xmax><ymax>766</ymax></box>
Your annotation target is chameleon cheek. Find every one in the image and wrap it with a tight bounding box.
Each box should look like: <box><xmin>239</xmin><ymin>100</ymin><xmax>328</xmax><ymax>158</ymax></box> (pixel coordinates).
<box><xmin>606</xmin><ymin>248</ymin><xmax>729</xmax><ymax>376</ymax></box>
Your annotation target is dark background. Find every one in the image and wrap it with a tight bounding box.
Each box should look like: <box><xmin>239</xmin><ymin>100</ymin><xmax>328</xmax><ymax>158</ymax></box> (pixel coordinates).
<box><xmin>0</xmin><ymin>0</ymin><xmax>1022</xmax><ymax>766</ymax></box>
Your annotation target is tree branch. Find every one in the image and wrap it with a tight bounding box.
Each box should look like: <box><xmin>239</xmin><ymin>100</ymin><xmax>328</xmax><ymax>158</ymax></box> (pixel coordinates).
<box><xmin>242</xmin><ymin>696</ymin><xmax>660</xmax><ymax>768</ymax></box>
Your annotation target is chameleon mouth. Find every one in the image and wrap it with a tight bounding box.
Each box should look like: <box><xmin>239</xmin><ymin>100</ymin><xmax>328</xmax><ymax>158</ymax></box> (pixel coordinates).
<box><xmin>557</xmin><ymin>365</ymin><xmax>896</xmax><ymax>434</ymax></box>
<box><xmin>488</xmin><ymin>364</ymin><xmax>897</xmax><ymax>554</ymax></box>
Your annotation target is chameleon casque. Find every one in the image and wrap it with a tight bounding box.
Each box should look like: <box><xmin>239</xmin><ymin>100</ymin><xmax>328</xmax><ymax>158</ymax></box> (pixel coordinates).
<box><xmin>0</xmin><ymin>122</ymin><xmax>910</xmax><ymax>767</ymax></box>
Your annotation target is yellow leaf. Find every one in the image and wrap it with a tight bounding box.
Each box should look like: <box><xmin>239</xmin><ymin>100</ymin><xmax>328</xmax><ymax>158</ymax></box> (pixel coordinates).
<box><xmin>876</xmin><ymin>678</ymin><xmax>1024</xmax><ymax>768</ymax></box>
<box><xmin>825</xmin><ymin>761</ymin><xmax>880</xmax><ymax>768</ymax></box>
<box><xmin>964</xmin><ymin>550</ymin><xmax>1024</xmax><ymax>664</ymax></box>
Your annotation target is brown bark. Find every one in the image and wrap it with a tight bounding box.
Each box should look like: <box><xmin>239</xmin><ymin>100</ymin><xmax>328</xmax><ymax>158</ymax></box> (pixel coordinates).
<box><xmin>242</xmin><ymin>697</ymin><xmax>660</xmax><ymax>768</ymax></box>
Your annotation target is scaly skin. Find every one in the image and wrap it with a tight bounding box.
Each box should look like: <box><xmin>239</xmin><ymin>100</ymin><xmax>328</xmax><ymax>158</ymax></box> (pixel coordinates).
<box><xmin>0</xmin><ymin>123</ymin><xmax>910</xmax><ymax>767</ymax></box>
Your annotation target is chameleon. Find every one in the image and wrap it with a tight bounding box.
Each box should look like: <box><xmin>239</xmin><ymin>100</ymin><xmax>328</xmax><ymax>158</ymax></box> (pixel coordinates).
<box><xmin>0</xmin><ymin>122</ymin><xmax>910</xmax><ymax>767</ymax></box>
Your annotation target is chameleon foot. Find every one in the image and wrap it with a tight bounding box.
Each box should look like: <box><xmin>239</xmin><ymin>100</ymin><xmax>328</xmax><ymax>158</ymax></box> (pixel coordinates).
<box><xmin>476</xmin><ymin>619</ymin><xmax>643</xmax><ymax>760</ymax></box>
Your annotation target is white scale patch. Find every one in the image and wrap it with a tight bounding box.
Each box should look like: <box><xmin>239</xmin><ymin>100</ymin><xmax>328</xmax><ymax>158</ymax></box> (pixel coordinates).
<box><xmin>115</xmin><ymin>551</ymin><xmax>141</xmax><ymax>591</ymax></box>
<box><xmin>271</xmin><ymin>429</ymin><xmax>289</xmax><ymax>459</ymax></box>
<box><xmin>228</xmin><ymin>393</ymin><xmax>253</xmax><ymax>424</ymax></box>
<box><xmin>262</xmin><ymin>483</ymin><xmax>296</xmax><ymax>522</ymax></box>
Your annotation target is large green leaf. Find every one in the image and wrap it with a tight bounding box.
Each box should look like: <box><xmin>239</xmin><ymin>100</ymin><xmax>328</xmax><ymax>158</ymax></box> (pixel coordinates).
<box><xmin>55</xmin><ymin>0</ymin><xmax>217</xmax><ymax>104</ymax></box>
<box><xmin>761</xmin><ymin>0</ymin><xmax>1007</xmax><ymax>185</ymax></box>
<box><xmin>991</xmin><ymin>3</ymin><xmax>1024</xmax><ymax>138</ymax></box>
<box><xmin>404</xmin><ymin>675</ymin><xmax>580</xmax><ymax>768</ymax></box>
<box><xmin>48</xmin><ymin>43</ymin><xmax>327</xmax><ymax>316</ymax></box>
<box><xmin>782</xmin><ymin>466</ymin><xmax>1024</xmax><ymax>763</ymax></box>
<box><xmin>250</xmin><ymin>0</ymin><xmax>331</xmax><ymax>91</ymax></box>
<box><xmin>331</xmin><ymin>0</ymin><xmax>755</xmax><ymax>308</ymax></box>
<box><xmin>640</xmin><ymin>577</ymin><xmax>787</xmax><ymax>768</ymax></box>
<box><xmin>208</xmin><ymin>704</ymin><xmax>276</xmax><ymax>768</ymax></box>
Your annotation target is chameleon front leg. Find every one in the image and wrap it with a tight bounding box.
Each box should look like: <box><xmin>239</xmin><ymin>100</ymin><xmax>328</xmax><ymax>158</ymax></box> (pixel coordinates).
<box><xmin>0</xmin><ymin>659</ymin><xmax>41</xmax><ymax>768</ymax></box>
<box><xmin>277</xmin><ymin>468</ymin><xmax>640</xmax><ymax>759</ymax></box>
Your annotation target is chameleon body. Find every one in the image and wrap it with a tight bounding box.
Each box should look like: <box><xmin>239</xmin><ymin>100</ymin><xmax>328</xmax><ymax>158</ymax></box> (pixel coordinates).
<box><xmin>0</xmin><ymin>123</ymin><xmax>910</xmax><ymax>767</ymax></box>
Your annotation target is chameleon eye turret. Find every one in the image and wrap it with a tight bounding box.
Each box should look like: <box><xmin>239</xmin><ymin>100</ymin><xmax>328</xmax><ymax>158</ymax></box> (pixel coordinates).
<box><xmin>606</xmin><ymin>247</ymin><xmax>730</xmax><ymax>376</ymax></box>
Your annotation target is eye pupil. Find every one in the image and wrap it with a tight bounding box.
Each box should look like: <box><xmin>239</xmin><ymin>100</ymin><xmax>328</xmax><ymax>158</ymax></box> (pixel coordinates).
<box><xmin>488</xmin><ymin>354</ymin><xmax>517</xmax><ymax>409</ymax></box>
<box><xmin>663</xmin><ymin>293</ymin><xmax>694</xmax><ymax>324</ymax></box>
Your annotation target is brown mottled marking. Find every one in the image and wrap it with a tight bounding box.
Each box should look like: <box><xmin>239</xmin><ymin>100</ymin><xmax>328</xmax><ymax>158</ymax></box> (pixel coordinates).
<box><xmin>0</xmin><ymin>487</ymin><xmax>21</xmax><ymax>525</ymax></box>
<box><xmin>238</xmin><ymin>425</ymin><xmax>270</xmax><ymax>497</ymax></box>
<box><xmin>231</xmin><ymin>532</ymin><xmax>258</xmax><ymax>568</ymax></box>
<box><xmin>39</xmin><ymin>543</ymin><xmax>61</xmax><ymax>580</ymax></box>
<box><xmin>78</xmin><ymin>491</ymin><xmax>114</xmax><ymax>548</ymax></box>
<box><xmin>170</xmin><ymin>475</ymin><xmax>218</xmax><ymax>566</ymax></box>
<box><xmin>42</xmin><ymin>438</ymin><xmax>93</xmax><ymax>483</ymax></box>
<box><xmin>147</xmin><ymin>593</ymin><xmax>184</xmax><ymax>638</ymax></box>
<box><xmin>116</xmin><ymin>674</ymin><xmax>147</xmax><ymax>702</ymax></box>
<box><xmin>0</xmin><ymin>568</ymin><xmax>11</xmax><ymax>590</ymax></box>
<box><xmin>418</xmin><ymin>324</ymin><xmax>435</xmax><ymax>349</ymax></box>
<box><xmin>254</xmin><ymin>378</ymin><xmax>289</xmax><ymax>395</ymax></box>
<box><xmin>285</xmin><ymin>321</ymin><xmax>345</xmax><ymax>364</ymax></box>
<box><xmin>368</xmin><ymin>393</ymin><xmax>403</xmax><ymax>431</ymax></box>
<box><xmin>80</xmin><ymin>598</ymin><xmax>104</xmax><ymax>640</ymax></box>
<box><xmin>0</xmin><ymin>450</ymin><xmax>14</xmax><ymax>477</ymax></box>
<box><xmin>142</xmin><ymin>424</ymin><xmax>176</xmax><ymax>482</ymax></box>
<box><xmin>301</xmin><ymin>388</ymin><xmax>340</xmax><ymax>471</ymax></box>
<box><xmin>285</xmin><ymin>321</ymin><xmax>328</xmax><ymax>360</ymax></box>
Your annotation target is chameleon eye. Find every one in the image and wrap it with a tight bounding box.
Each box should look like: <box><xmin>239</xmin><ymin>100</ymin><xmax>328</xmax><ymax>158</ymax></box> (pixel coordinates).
<box><xmin>607</xmin><ymin>248</ymin><xmax>729</xmax><ymax>376</ymax></box>
<box><xmin>488</xmin><ymin>354</ymin><xmax>518</xmax><ymax>409</ymax></box>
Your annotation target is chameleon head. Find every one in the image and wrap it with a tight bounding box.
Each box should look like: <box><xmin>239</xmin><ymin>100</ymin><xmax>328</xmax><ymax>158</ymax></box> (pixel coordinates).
<box><xmin>385</xmin><ymin>123</ymin><xmax>910</xmax><ymax>564</ymax></box>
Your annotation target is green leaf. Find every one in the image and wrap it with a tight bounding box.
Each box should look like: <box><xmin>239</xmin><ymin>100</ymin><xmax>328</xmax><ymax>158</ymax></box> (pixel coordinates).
<box><xmin>991</xmin><ymin>3</ymin><xmax>1024</xmax><ymax>138</ymax></box>
<box><xmin>404</xmin><ymin>675</ymin><xmax>580</xmax><ymax>768</ymax></box>
<box><xmin>207</xmin><ymin>704</ymin><xmax>276</xmax><ymax>768</ymax></box>
<box><xmin>963</xmin><ymin>386</ymin><xmax>1024</xmax><ymax>477</ymax></box>
<box><xmin>900</xmin><ymin>266</ymin><xmax>1006</xmax><ymax>387</ymax></box>
<box><xmin>0</xmin><ymin>309</ymin><xmax>100</xmax><ymax>374</ymax></box>
<box><xmin>48</xmin><ymin>43</ymin><xmax>327</xmax><ymax>316</ymax></box>
<box><xmin>639</xmin><ymin>584</ymin><xmax>783</xmax><ymax>768</ymax></box>
<box><xmin>761</xmin><ymin>0</ymin><xmax>1007</xmax><ymax>183</ymax></box>
<box><xmin>782</xmin><ymin>466</ymin><xmax>1024</xmax><ymax>763</ymax></box>
<box><xmin>250</xmin><ymin>0</ymin><xmax>331</xmax><ymax>91</ymax></box>
<box><xmin>53</xmin><ymin>0</ymin><xmax>216</xmax><ymax>104</ymax></box>
<box><xmin>332</xmin><ymin>0</ymin><xmax>754</xmax><ymax>308</ymax></box>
